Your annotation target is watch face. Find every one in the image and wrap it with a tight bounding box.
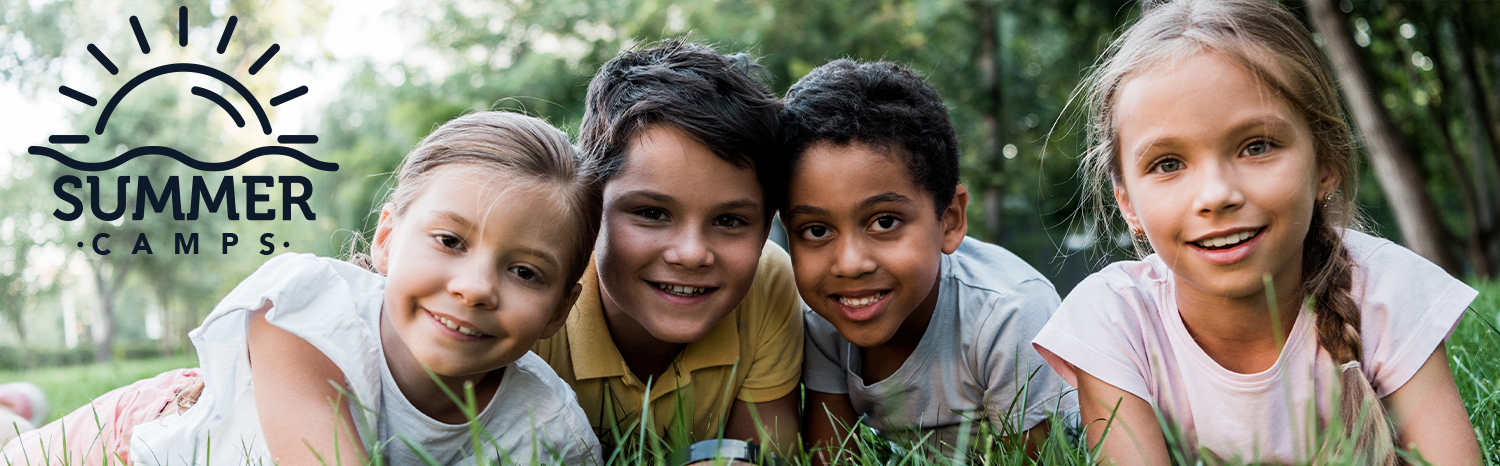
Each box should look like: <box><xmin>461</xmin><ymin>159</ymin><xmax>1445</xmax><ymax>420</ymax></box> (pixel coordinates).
<box><xmin>668</xmin><ymin>439</ymin><xmax>765</xmax><ymax>466</ymax></box>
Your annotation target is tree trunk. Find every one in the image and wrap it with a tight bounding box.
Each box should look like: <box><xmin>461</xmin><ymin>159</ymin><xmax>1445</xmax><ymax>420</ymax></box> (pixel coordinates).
<box><xmin>1422</xmin><ymin>21</ymin><xmax>1493</xmax><ymax>277</ymax></box>
<box><xmin>1308</xmin><ymin>0</ymin><xmax>1460</xmax><ymax>273</ymax></box>
<box><xmin>973</xmin><ymin>0</ymin><xmax>1005</xmax><ymax>243</ymax></box>
<box><xmin>89</xmin><ymin>256</ymin><xmax>133</xmax><ymax>362</ymax></box>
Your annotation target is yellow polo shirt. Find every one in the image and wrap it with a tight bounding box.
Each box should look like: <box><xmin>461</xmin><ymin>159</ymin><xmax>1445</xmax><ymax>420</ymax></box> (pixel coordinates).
<box><xmin>532</xmin><ymin>241</ymin><xmax>802</xmax><ymax>445</ymax></box>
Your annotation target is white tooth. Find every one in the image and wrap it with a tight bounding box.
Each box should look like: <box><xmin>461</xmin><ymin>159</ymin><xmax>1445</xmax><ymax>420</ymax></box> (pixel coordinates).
<box><xmin>1240</xmin><ymin>231</ymin><xmax>1252</xmax><ymax>242</ymax></box>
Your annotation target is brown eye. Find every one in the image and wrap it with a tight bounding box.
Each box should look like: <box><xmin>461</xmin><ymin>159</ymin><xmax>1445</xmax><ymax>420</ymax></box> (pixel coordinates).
<box><xmin>800</xmin><ymin>225</ymin><xmax>831</xmax><ymax>240</ymax></box>
<box><xmin>871</xmin><ymin>215</ymin><xmax>900</xmax><ymax>232</ymax></box>
<box><xmin>509</xmin><ymin>265</ymin><xmax>540</xmax><ymax>282</ymax></box>
<box><xmin>435</xmin><ymin>234</ymin><xmax>464</xmax><ymax>250</ymax></box>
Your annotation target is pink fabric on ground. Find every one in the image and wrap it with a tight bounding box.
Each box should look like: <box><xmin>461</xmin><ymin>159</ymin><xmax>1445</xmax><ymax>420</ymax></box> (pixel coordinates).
<box><xmin>1</xmin><ymin>368</ymin><xmax>199</xmax><ymax>466</ymax></box>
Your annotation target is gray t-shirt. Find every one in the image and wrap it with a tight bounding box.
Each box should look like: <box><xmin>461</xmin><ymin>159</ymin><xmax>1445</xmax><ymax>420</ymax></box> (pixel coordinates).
<box><xmin>377</xmin><ymin>352</ymin><xmax>600</xmax><ymax>465</ymax></box>
<box><xmin>803</xmin><ymin>237</ymin><xmax>1078</xmax><ymax>446</ymax></box>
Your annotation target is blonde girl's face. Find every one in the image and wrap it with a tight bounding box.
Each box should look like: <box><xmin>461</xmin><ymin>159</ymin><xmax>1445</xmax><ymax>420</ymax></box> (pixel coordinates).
<box><xmin>373</xmin><ymin>166</ymin><xmax>580</xmax><ymax>380</ymax></box>
<box><xmin>1113</xmin><ymin>52</ymin><xmax>1338</xmax><ymax>302</ymax></box>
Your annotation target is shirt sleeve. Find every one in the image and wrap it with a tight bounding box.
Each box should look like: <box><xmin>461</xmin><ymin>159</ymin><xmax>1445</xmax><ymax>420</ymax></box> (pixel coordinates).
<box><xmin>802</xmin><ymin>309</ymin><xmax>849</xmax><ymax>395</ymax></box>
<box><xmin>1350</xmin><ymin>235</ymin><xmax>1478</xmax><ymax>397</ymax></box>
<box><xmin>736</xmin><ymin>242</ymin><xmax>805</xmax><ymax>403</ymax></box>
<box><xmin>1031</xmin><ymin>271</ymin><xmax>1156</xmax><ymax>405</ymax></box>
<box><xmin>972</xmin><ymin>279</ymin><xmax>1075</xmax><ymax>431</ymax></box>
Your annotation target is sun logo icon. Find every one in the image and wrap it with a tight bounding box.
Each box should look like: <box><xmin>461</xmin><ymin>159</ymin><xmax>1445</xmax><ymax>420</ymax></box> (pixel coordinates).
<box><xmin>28</xmin><ymin>6</ymin><xmax>337</xmax><ymax>173</ymax></box>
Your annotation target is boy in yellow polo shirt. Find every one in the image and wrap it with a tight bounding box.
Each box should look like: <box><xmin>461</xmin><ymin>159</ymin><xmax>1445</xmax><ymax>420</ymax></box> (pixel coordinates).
<box><xmin>531</xmin><ymin>40</ymin><xmax>801</xmax><ymax>455</ymax></box>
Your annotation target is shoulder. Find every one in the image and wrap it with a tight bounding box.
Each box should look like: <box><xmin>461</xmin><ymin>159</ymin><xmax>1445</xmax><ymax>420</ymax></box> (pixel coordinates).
<box><xmin>1031</xmin><ymin>258</ymin><xmax>1165</xmax><ymax>399</ymax></box>
<box><xmin>1339</xmin><ymin>230</ymin><xmax>1477</xmax><ymax>396</ymax></box>
<box><xmin>802</xmin><ymin>306</ymin><xmax>847</xmax><ymax>357</ymax></box>
<box><xmin>946</xmin><ymin>237</ymin><xmax>1052</xmax><ymax>293</ymax></box>
<box><xmin>492</xmin><ymin>353</ymin><xmax>601</xmax><ymax>461</ymax></box>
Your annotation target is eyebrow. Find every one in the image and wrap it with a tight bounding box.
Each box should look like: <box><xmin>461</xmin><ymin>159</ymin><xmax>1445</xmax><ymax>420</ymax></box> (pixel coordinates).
<box><xmin>787</xmin><ymin>192</ymin><xmax>914</xmax><ymax>221</ymax></box>
<box><xmin>618</xmin><ymin>189</ymin><xmax>762</xmax><ymax>212</ymax></box>
<box><xmin>1127</xmin><ymin>115</ymin><xmax>1299</xmax><ymax>162</ymax></box>
<box><xmin>435</xmin><ymin>211</ymin><xmax>474</xmax><ymax>231</ymax></box>
<box><xmin>858</xmin><ymin>192</ymin><xmax>915</xmax><ymax>211</ymax></box>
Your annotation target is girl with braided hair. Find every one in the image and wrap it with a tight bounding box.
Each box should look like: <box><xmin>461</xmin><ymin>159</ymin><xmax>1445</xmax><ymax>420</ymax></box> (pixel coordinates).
<box><xmin>1032</xmin><ymin>0</ymin><xmax>1480</xmax><ymax>464</ymax></box>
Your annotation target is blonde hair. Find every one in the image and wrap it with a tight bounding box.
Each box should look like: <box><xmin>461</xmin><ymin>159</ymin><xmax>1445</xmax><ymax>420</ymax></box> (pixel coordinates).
<box><xmin>1077</xmin><ymin>0</ymin><xmax>1393</xmax><ymax>462</ymax></box>
<box><xmin>351</xmin><ymin>111</ymin><xmax>602</xmax><ymax>285</ymax></box>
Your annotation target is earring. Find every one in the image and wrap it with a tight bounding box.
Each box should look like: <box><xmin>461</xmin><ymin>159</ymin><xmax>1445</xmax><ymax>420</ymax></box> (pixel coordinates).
<box><xmin>1321</xmin><ymin>192</ymin><xmax>1334</xmax><ymax>208</ymax></box>
<box><xmin>1132</xmin><ymin>228</ymin><xmax>1147</xmax><ymax>243</ymax></box>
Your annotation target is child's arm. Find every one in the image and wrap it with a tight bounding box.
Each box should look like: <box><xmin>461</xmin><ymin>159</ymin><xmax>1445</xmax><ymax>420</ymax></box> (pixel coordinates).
<box><xmin>802</xmin><ymin>390</ymin><xmax>859</xmax><ymax>465</ymax></box>
<box><xmin>725</xmin><ymin>394</ymin><xmax>799</xmax><ymax>457</ymax></box>
<box><xmin>1076</xmin><ymin>369</ymin><xmax>1167</xmax><ymax>466</ymax></box>
<box><xmin>248</xmin><ymin>304</ymin><xmax>369</xmax><ymax>466</ymax></box>
<box><xmin>1382</xmin><ymin>344</ymin><xmax>1481</xmax><ymax>465</ymax></box>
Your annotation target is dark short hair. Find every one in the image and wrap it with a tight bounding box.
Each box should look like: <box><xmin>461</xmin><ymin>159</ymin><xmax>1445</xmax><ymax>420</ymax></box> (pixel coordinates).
<box><xmin>780</xmin><ymin>59</ymin><xmax>960</xmax><ymax>214</ymax></box>
<box><xmin>578</xmin><ymin>40</ymin><xmax>785</xmax><ymax>216</ymax></box>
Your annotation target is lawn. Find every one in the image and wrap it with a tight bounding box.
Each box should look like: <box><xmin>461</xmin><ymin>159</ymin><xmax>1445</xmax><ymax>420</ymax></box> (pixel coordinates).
<box><xmin>0</xmin><ymin>283</ymin><xmax>1494</xmax><ymax>465</ymax></box>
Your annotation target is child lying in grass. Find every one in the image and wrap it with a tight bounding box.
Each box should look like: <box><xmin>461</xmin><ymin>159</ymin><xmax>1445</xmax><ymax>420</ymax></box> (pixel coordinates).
<box><xmin>779</xmin><ymin>59</ymin><xmax>1078</xmax><ymax>462</ymax></box>
<box><xmin>3</xmin><ymin>112</ymin><xmax>603</xmax><ymax>465</ymax></box>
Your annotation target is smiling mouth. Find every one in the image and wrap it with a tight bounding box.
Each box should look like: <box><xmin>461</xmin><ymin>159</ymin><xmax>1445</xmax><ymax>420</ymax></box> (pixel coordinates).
<box><xmin>1192</xmin><ymin>228</ymin><xmax>1263</xmax><ymax>250</ymax></box>
<box><xmin>650</xmin><ymin>281</ymin><xmax>715</xmax><ymax>297</ymax></box>
<box><xmin>427</xmin><ymin>310</ymin><xmax>492</xmax><ymax>338</ymax></box>
<box><xmin>835</xmin><ymin>292</ymin><xmax>888</xmax><ymax>309</ymax></box>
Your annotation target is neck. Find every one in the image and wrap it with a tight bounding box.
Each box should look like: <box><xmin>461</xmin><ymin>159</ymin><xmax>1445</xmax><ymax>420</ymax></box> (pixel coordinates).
<box><xmin>379</xmin><ymin>310</ymin><xmax>500</xmax><ymax>424</ymax></box>
<box><xmin>599</xmin><ymin>291</ymin><xmax>684</xmax><ymax>383</ymax></box>
<box><xmin>1174</xmin><ymin>267</ymin><xmax>1305</xmax><ymax>374</ymax></box>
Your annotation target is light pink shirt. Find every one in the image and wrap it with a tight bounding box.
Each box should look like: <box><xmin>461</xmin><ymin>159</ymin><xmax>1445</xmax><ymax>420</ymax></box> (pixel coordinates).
<box><xmin>1033</xmin><ymin>230</ymin><xmax>1475</xmax><ymax>463</ymax></box>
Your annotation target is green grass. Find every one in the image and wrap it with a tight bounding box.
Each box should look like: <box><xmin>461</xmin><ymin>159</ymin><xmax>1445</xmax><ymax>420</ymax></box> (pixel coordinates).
<box><xmin>2</xmin><ymin>282</ymin><xmax>1498</xmax><ymax>465</ymax></box>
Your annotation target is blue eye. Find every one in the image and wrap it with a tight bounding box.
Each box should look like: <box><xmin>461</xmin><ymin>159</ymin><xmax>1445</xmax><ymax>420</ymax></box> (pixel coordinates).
<box><xmin>1154</xmin><ymin>159</ymin><xmax>1184</xmax><ymax>174</ymax></box>
<box><xmin>1244</xmin><ymin>140</ymin><xmax>1271</xmax><ymax>156</ymax></box>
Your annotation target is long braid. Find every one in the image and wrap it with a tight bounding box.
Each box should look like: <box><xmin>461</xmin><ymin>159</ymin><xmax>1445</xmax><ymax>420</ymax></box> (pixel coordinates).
<box><xmin>1304</xmin><ymin>209</ymin><xmax>1395</xmax><ymax>465</ymax></box>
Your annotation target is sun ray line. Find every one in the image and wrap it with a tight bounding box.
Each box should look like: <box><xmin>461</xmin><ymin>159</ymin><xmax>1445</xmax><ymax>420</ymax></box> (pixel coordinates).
<box><xmin>277</xmin><ymin>135</ymin><xmax>318</xmax><ymax>145</ymax></box>
<box><xmin>248</xmin><ymin>44</ymin><xmax>280</xmax><ymax>75</ymax></box>
<box><xmin>86</xmin><ymin>45</ymin><xmax>118</xmax><ymax>75</ymax></box>
<box><xmin>178</xmin><ymin>6</ymin><xmax>188</xmax><ymax>47</ymax></box>
<box><xmin>269</xmin><ymin>86</ymin><xmax>308</xmax><ymax>107</ymax></box>
<box><xmin>49</xmin><ymin>135</ymin><xmax>89</xmax><ymax>145</ymax></box>
<box><xmin>129</xmin><ymin>16</ymin><xmax>150</xmax><ymax>54</ymax></box>
<box><xmin>217</xmin><ymin>16</ymin><xmax>238</xmax><ymax>54</ymax></box>
<box><xmin>59</xmin><ymin>86</ymin><xmax>97</xmax><ymax>106</ymax></box>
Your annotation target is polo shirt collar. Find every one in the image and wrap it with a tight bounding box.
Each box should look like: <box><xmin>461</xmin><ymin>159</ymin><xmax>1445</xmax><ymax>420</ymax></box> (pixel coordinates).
<box><xmin>566</xmin><ymin>259</ymin><xmax>742</xmax><ymax>383</ymax></box>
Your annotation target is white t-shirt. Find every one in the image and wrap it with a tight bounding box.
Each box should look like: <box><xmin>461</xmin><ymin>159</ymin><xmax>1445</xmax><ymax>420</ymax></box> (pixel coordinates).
<box><xmin>129</xmin><ymin>253</ymin><xmax>600</xmax><ymax>465</ymax></box>
<box><xmin>804</xmin><ymin>237</ymin><xmax>1078</xmax><ymax>447</ymax></box>
<box><xmin>1033</xmin><ymin>230</ymin><xmax>1475</xmax><ymax>464</ymax></box>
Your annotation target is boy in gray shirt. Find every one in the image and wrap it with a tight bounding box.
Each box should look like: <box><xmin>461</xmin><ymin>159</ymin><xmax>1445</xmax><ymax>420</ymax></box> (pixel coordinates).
<box><xmin>778</xmin><ymin>59</ymin><xmax>1077</xmax><ymax>459</ymax></box>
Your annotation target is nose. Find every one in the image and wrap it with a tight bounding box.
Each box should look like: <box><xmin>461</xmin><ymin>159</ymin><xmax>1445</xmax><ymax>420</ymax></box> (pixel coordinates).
<box><xmin>1191</xmin><ymin>158</ymin><xmax>1245</xmax><ymax>215</ymax></box>
<box><xmin>448</xmin><ymin>259</ymin><xmax>500</xmax><ymax>309</ymax></box>
<box><xmin>662</xmin><ymin>227</ymin><xmax>714</xmax><ymax>269</ymax></box>
<box><xmin>829</xmin><ymin>236</ymin><xmax>877</xmax><ymax>279</ymax></box>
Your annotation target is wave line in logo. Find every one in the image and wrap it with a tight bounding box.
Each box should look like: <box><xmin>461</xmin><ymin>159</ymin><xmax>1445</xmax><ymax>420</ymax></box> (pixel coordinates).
<box><xmin>28</xmin><ymin>145</ymin><xmax>339</xmax><ymax>172</ymax></box>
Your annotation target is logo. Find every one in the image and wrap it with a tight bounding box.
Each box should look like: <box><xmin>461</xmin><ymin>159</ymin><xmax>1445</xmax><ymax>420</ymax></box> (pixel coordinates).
<box><xmin>31</xmin><ymin>6</ymin><xmax>331</xmax><ymax>256</ymax></box>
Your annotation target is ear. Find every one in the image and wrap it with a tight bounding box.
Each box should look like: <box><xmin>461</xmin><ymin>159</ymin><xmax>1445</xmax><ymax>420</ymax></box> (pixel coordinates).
<box><xmin>371</xmin><ymin>204</ymin><xmax>397</xmax><ymax>274</ymax></box>
<box><xmin>541</xmin><ymin>282</ymin><xmax>583</xmax><ymax>340</ymax></box>
<box><xmin>940</xmin><ymin>185</ymin><xmax>970</xmax><ymax>254</ymax></box>
<box><xmin>1317</xmin><ymin>163</ymin><xmax>1340</xmax><ymax>200</ymax></box>
<box><xmin>1114</xmin><ymin>185</ymin><xmax>1142</xmax><ymax>233</ymax></box>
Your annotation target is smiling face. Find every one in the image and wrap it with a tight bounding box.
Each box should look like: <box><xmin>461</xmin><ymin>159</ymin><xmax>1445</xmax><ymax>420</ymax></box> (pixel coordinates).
<box><xmin>784</xmin><ymin>142</ymin><xmax>966</xmax><ymax>348</ymax></box>
<box><xmin>595</xmin><ymin>125</ymin><xmax>769</xmax><ymax>345</ymax></box>
<box><xmin>373</xmin><ymin>166</ymin><xmax>580</xmax><ymax>380</ymax></box>
<box><xmin>1113</xmin><ymin>52</ymin><xmax>1337</xmax><ymax>303</ymax></box>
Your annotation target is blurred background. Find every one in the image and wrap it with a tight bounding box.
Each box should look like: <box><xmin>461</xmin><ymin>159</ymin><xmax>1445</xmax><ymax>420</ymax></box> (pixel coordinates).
<box><xmin>0</xmin><ymin>0</ymin><xmax>1496</xmax><ymax>369</ymax></box>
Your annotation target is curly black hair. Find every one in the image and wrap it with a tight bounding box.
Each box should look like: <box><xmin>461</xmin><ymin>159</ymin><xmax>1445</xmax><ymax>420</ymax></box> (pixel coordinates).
<box><xmin>578</xmin><ymin>40</ymin><xmax>785</xmax><ymax>217</ymax></box>
<box><xmin>780</xmin><ymin>59</ymin><xmax>960</xmax><ymax>214</ymax></box>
